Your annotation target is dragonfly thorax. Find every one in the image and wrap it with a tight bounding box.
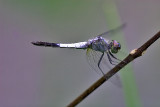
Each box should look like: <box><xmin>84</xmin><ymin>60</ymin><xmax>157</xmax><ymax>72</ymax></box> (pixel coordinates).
<box><xmin>88</xmin><ymin>36</ymin><xmax>121</xmax><ymax>54</ymax></box>
<box><xmin>89</xmin><ymin>36</ymin><xmax>109</xmax><ymax>52</ymax></box>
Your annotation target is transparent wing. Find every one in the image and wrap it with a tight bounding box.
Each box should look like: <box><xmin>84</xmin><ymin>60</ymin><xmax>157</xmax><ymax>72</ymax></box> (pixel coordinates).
<box><xmin>97</xmin><ymin>24</ymin><xmax>126</xmax><ymax>38</ymax></box>
<box><xmin>86</xmin><ymin>48</ymin><xmax>114</xmax><ymax>75</ymax></box>
<box><xmin>86</xmin><ymin>48</ymin><xmax>122</xmax><ymax>87</ymax></box>
<box><xmin>86</xmin><ymin>48</ymin><xmax>104</xmax><ymax>75</ymax></box>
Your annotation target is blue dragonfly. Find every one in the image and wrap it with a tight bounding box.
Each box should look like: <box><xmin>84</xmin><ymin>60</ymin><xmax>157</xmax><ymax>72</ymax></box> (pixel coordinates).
<box><xmin>32</xmin><ymin>24</ymin><xmax>125</xmax><ymax>77</ymax></box>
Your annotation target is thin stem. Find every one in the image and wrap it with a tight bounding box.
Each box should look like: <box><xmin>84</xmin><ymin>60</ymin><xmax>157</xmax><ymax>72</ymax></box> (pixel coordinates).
<box><xmin>67</xmin><ymin>30</ymin><xmax>160</xmax><ymax>107</ymax></box>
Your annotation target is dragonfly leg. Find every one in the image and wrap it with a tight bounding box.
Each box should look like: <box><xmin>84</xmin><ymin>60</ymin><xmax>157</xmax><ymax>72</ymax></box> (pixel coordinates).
<box><xmin>108</xmin><ymin>51</ymin><xmax>122</xmax><ymax>62</ymax></box>
<box><xmin>108</xmin><ymin>51</ymin><xmax>126</xmax><ymax>64</ymax></box>
<box><xmin>97</xmin><ymin>52</ymin><xmax>105</xmax><ymax>76</ymax></box>
<box><xmin>107</xmin><ymin>52</ymin><xmax>125</xmax><ymax>68</ymax></box>
<box><xmin>106</xmin><ymin>52</ymin><xmax>117</xmax><ymax>65</ymax></box>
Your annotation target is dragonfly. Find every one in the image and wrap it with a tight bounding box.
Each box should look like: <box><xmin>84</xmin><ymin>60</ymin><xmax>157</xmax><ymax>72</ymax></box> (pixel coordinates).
<box><xmin>32</xmin><ymin>24</ymin><xmax>125</xmax><ymax>77</ymax></box>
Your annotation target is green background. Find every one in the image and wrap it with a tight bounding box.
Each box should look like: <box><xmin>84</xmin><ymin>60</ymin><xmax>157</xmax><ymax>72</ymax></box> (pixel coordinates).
<box><xmin>1</xmin><ymin>0</ymin><xmax>160</xmax><ymax>107</ymax></box>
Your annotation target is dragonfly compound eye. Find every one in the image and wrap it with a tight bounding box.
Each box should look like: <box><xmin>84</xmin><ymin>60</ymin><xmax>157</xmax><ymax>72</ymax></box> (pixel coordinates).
<box><xmin>111</xmin><ymin>40</ymin><xmax>121</xmax><ymax>53</ymax></box>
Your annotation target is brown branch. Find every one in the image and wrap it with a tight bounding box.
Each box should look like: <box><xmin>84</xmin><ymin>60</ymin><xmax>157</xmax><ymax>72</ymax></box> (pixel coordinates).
<box><xmin>67</xmin><ymin>31</ymin><xmax>160</xmax><ymax>107</ymax></box>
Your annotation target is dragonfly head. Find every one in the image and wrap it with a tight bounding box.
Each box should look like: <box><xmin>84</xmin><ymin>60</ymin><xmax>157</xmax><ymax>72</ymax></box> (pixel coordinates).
<box><xmin>110</xmin><ymin>40</ymin><xmax>121</xmax><ymax>54</ymax></box>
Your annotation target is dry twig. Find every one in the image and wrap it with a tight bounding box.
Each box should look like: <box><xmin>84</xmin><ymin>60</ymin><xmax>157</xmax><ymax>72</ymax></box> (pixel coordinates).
<box><xmin>67</xmin><ymin>31</ymin><xmax>160</xmax><ymax>107</ymax></box>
